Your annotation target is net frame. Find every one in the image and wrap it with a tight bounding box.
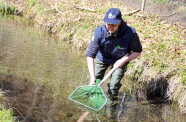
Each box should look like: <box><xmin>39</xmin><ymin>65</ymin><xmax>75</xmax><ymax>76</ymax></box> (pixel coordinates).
<box><xmin>68</xmin><ymin>85</ymin><xmax>107</xmax><ymax>111</ymax></box>
<box><xmin>68</xmin><ymin>67</ymin><xmax>116</xmax><ymax>111</ymax></box>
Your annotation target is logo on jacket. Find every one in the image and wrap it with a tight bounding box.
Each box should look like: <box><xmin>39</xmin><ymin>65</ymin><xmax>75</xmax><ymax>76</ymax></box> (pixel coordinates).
<box><xmin>116</xmin><ymin>45</ymin><xmax>121</xmax><ymax>49</ymax></box>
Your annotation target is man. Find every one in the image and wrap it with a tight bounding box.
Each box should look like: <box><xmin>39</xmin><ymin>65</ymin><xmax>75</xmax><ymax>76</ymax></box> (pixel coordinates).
<box><xmin>86</xmin><ymin>8</ymin><xmax>142</xmax><ymax>100</ymax></box>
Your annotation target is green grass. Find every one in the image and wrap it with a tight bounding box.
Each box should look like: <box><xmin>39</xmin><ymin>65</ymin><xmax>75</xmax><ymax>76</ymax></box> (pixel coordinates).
<box><xmin>181</xmin><ymin>71</ymin><xmax>186</xmax><ymax>88</ymax></box>
<box><xmin>25</xmin><ymin>0</ymin><xmax>45</xmax><ymax>11</ymax></box>
<box><xmin>0</xmin><ymin>106</ymin><xmax>16</xmax><ymax>122</ymax></box>
<box><xmin>0</xmin><ymin>2</ymin><xmax>17</xmax><ymax>15</ymax></box>
<box><xmin>152</xmin><ymin>0</ymin><xmax>171</xmax><ymax>3</ymax></box>
<box><xmin>0</xmin><ymin>91</ymin><xmax>16</xmax><ymax>122</ymax></box>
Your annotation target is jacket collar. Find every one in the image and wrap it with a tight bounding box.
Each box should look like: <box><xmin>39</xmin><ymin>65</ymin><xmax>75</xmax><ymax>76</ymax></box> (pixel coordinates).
<box><xmin>102</xmin><ymin>20</ymin><xmax>127</xmax><ymax>38</ymax></box>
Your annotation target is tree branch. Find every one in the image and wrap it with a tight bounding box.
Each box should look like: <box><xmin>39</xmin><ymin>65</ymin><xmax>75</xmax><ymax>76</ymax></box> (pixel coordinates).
<box><xmin>123</xmin><ymin>9</ymin><xmax>140</xmax><ymax>16</ymax></box>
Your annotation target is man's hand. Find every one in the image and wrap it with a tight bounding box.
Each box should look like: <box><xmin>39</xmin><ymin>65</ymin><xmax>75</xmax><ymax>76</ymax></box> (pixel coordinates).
<box><xmin>114</xmin><ymin>57</ymin><xmax>128</xmax><ymax>68</ymax></box>
<box><xmin>89</xmin><ymin>77</ymin><xmax>96</xmax><ymax>85</ymax></box>
<box><xmin>114</xmin><ymin>52</ymin><xmax>141</xmax><ymax>68</ymax></box>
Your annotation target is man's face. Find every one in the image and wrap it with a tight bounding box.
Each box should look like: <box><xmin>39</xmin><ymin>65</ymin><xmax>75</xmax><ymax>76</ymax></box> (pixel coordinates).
<box><xmin>105</xmin><ymin>23</ymin><xmax>120</xmax><ymax>33</ymax></box>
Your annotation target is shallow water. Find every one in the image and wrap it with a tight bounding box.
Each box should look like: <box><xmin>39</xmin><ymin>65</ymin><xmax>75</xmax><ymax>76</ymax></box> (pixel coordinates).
<box><xmin>0</xmin><ymin>16</ymin><xmax>185</xmax><ymax>122</ymax></box>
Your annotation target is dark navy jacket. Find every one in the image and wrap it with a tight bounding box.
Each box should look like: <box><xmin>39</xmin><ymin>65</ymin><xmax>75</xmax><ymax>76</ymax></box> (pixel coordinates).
<box><xmin>86</xmin><ymin>22</ymin><xmax>142</xmax><ymax>64</ymax></box>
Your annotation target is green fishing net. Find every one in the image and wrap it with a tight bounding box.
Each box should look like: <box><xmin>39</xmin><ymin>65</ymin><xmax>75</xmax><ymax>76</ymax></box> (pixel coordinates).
<box><xmin>69</xmin><ymin>79</ymin><xmax>107</xmax><ymax>111</ymax></box>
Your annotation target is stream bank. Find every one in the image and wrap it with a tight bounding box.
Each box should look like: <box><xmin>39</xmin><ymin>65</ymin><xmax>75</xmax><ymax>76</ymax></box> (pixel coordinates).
<box><xmin>116</xmin><ymin>0</ymin><xmax>186</xmax><ymax>28</ymax></box>
<box><xmin>0</xmin><ymin>0</ymin><xmax>186</xmax><ymax>114</ymax></box>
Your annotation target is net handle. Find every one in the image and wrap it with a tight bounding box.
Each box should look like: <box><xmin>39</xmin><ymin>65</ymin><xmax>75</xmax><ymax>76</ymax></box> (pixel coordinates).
<box><xmin>98</xmin><ymin>67</ymin><xmax>116</xmax><ymax>86</ymax></box>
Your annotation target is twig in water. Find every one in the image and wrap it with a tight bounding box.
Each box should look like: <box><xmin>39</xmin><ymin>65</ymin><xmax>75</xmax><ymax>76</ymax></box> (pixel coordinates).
<box><xmin>13</xmin><ymin>107</ymin><xmax>26</xmax><ymax>121</ymax></box>
<box><xmin>117</xmin><ymin>93</ymin><xmax>126</xmax><ymax>120</ymax></box>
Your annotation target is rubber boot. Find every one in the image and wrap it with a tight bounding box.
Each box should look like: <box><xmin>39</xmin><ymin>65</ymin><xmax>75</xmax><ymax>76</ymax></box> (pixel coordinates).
<box><xmin>107</xmin><ymin>83</ymin><xmax>122</xmax><ymax>105</ymax></box>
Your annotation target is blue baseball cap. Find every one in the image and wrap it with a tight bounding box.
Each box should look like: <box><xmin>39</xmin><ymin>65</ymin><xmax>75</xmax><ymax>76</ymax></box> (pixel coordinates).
<box><xmin>104</xmin><ymin>8</ymin><xmax>122</xmax><ymax>24</ymax></box>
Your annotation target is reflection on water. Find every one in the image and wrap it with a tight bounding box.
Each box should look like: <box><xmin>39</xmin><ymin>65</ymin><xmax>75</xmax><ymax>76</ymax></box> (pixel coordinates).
<box><xmin>0</xmin><ymin>16</ymin><xmax>88</xmax><ymax>121</ymax></box>
<box><xmin>0</xmin><ymin>16</ymin><xmax>185</xmax><ymax>122</ymax></box>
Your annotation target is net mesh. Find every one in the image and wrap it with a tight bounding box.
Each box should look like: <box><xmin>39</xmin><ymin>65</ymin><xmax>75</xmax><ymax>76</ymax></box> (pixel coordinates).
<box><xmin>69</xmin><ymin>84</ymin><xmax>107</xmax><ymax>111</ymax></box>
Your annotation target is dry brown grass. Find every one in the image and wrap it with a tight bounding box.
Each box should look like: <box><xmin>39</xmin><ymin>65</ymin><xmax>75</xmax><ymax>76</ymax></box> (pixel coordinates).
<box><xmin>167</xmin><ymin>75</ymin><xmax>186</xmax><ymax>113</ymax></box>
<box><xmin>0</xmin><ymin>90</ymin><xmax>6</xmax><ymax>105</ymax></box>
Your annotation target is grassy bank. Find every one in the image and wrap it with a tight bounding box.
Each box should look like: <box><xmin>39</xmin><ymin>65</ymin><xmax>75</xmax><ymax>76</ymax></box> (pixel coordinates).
<box><xmin>0</xmin><ymin>0</ymin><xmax>185</xmax><ymax>113</ymax></box>
<box><xmin>0</xmin><ymin>90</ymin><xmax>17</xmax><ymax>122</ymax></box>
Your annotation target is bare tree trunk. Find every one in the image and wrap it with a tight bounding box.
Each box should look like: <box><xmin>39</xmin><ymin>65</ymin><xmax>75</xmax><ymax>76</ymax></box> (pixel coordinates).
<box><xmin>141</xmin><ymin>0</ymin><xmax>146</xmax><ymax>11</ymax></box>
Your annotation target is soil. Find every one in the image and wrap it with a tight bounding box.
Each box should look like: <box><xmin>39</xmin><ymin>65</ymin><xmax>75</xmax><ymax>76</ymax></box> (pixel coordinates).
<box><xmin>0</xmin><ymin>74</ymin><xmax>53</xmax><ymax>122</ymax></box>
<box><xmin>114</xmin><ymin>0</ymin><xmax>186</xmax><ymax>28</ymax></box>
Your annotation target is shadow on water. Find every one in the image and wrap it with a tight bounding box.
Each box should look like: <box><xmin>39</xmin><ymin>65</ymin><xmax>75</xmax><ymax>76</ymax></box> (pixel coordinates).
<box><xmin>0</xmin><ymin>16</ymin><xmax>186</xmax><ymax>122</ymax></box>
<box><xmin>0</xmin><ymin>74</ymin><xmax>53</xmax><ymax>121</ymax></box>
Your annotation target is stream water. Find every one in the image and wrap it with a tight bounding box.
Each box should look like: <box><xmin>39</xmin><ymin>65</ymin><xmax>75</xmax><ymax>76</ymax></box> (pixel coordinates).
<box><xmin>0</xmin><ymin>16</ymin><xmax>185</xmax><ymax>122</ymax></box>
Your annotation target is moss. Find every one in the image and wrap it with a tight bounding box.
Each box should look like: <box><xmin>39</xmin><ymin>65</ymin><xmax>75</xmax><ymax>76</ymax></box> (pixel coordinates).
<box><xmin>0</xmin><ymin>107</ymin><xmax>16</xmax><ymax>122</ymax></box>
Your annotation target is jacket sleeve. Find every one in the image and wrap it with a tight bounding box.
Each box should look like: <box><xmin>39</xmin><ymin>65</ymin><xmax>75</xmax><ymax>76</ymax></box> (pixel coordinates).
<box><xmin>86</xmin><ymin>28</ymin><xmax>101</xmax><ymax>58</ymax></box>
<box><xmin>129</xmin><ymin>33</ymin><xmax>142</xmax><ymax>53</ymax></box>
